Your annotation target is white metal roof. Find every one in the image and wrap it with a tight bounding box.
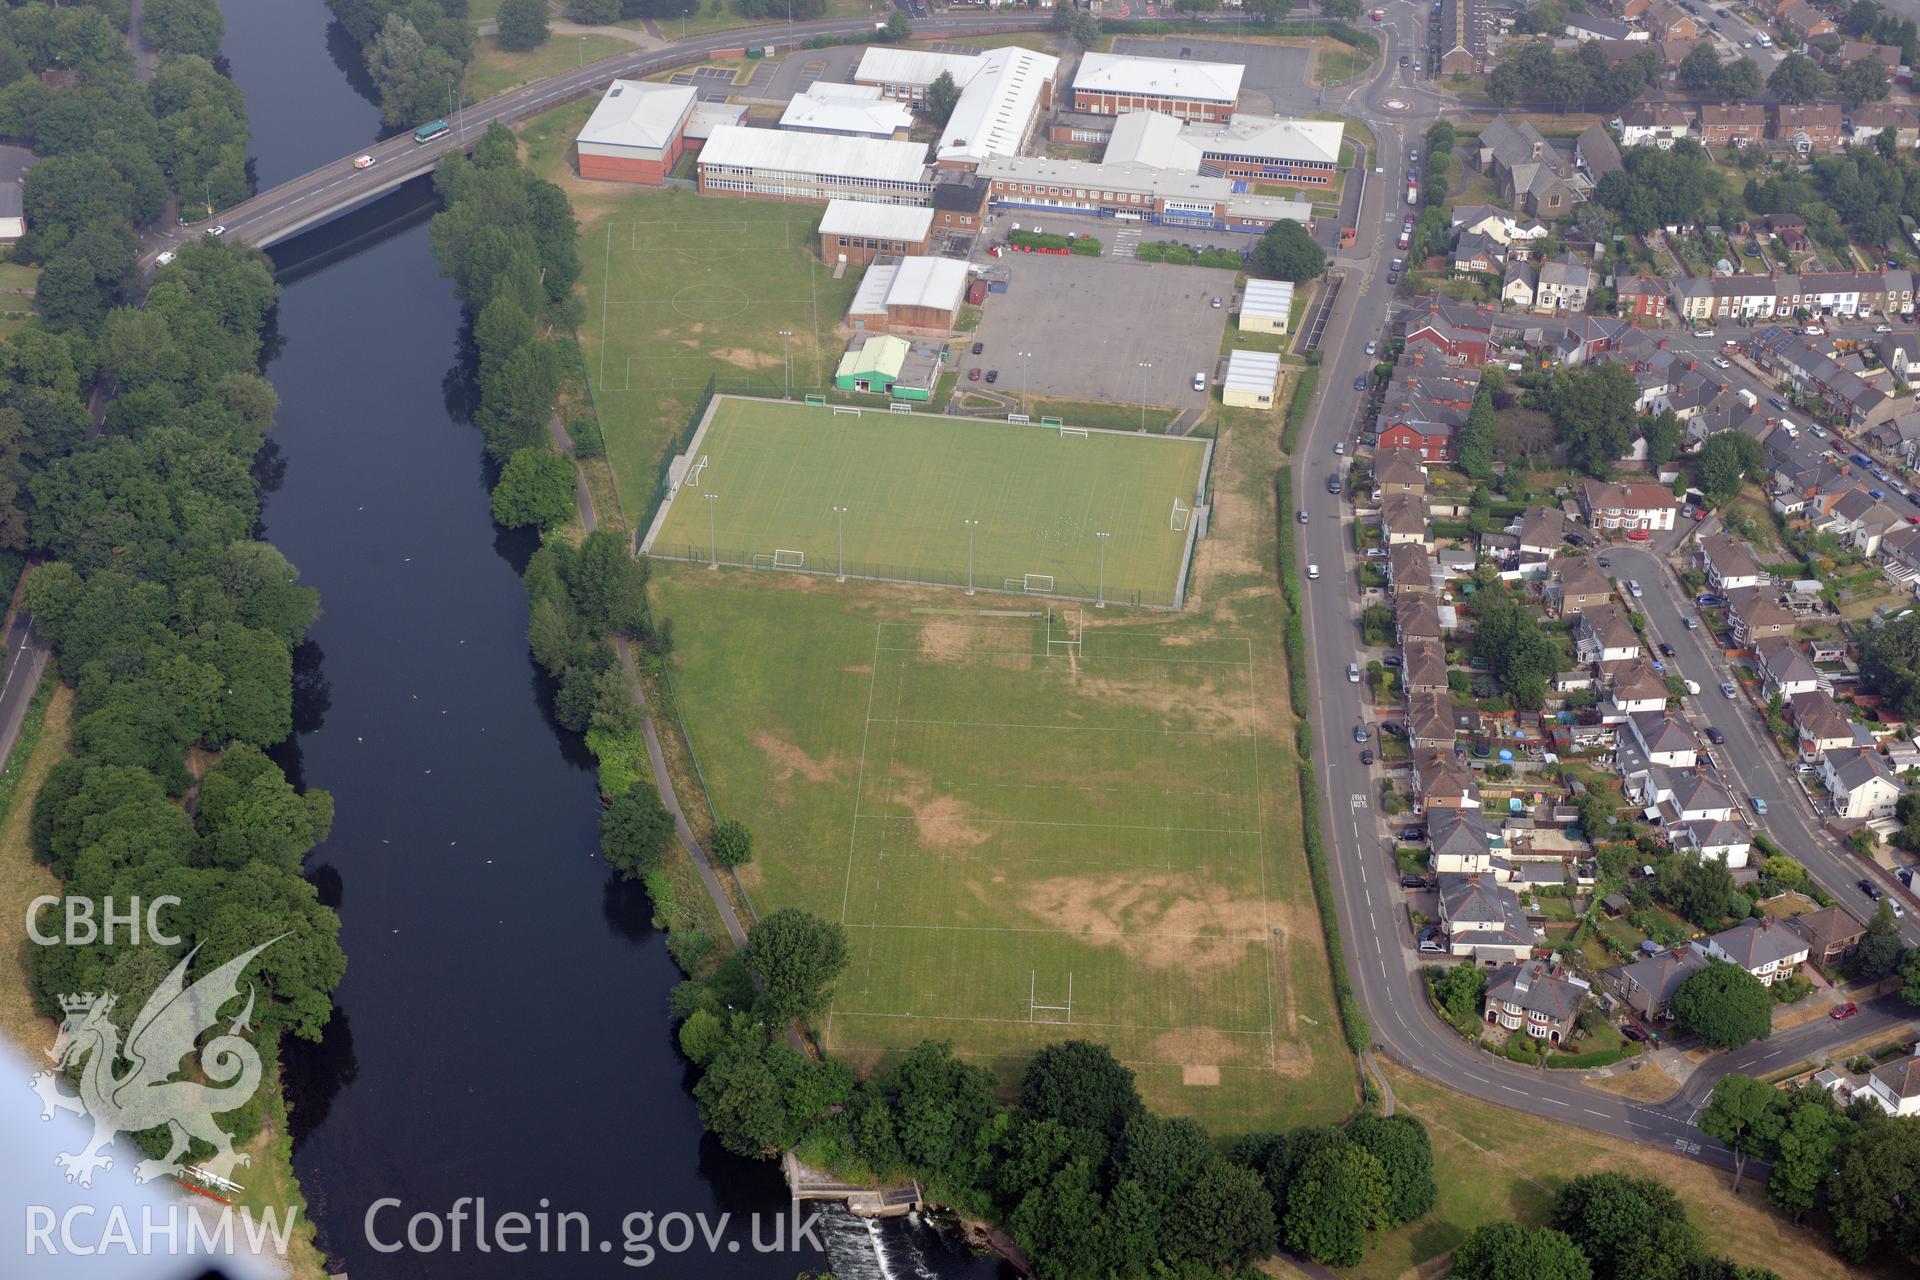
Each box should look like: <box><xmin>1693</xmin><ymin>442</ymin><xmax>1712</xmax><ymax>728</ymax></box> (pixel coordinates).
<box><xmin>576</xmin><ymin>80</ymin><xmax>697</xmax><ymax>151</ymax></box>
<box><xmin>849</xmin><ymin>261</ymin><xmax>897</xmax><ymax>317</ymax></box>
<box><xmin>854</xmin><ymin>46</ymin><xmax>985</xmax><ymax>90</ymax></box>
<box><xmin>1240</xmin><ymin>279</ymin><xmax>1294</xmax><ymax>320</ymax></box>
<box><xmin>979</xmin><ymin>153</ymin><xmax>1232</xmax><ymax>201</ymax></box>
<box><xmin>1225</xmin><ymin>349</ymin><xmax>1282</xmax><ymax>396</ymax></box>
<box><xmin>937</xmin><ymin>46</ymin><xmax>1059</xmax><ymax>166</ymax></box>
<box><xmin>818</xmin><ymin>200</ymin><xmax>934</xmax><ymax>242</ymax></box>
<box><xmin>781</xmin><ymin>86</ymin><xmax>915</xmax><ymax>137</ymax></box>
<box><xmin>1073</xmin><ymin>52</ymin><xmax>1244</xmax><ymax>104</ymax></box>
<box><xmin>698</xmin><ymin>125</ymin><xmax>930</xmax><ymax>184</ymax></box>
<box><xmin>1224</xmin><ymin>191</ymin><xmax>1312</xmax><ymax>224</ymax></box>
<box><xmin>885</xmin><ymin>255</ymin><xmax>968</xmax><ymax>312</ymax></box>
<box><xmin>1103</xmin><ymin>110</ymin><xmax>1202</xmax><ymax>169</ymax></box>
<box><xmin>1189</xmin><ymin>114</ymin><xmax>1344</xmax><ymax>166</ymax></box>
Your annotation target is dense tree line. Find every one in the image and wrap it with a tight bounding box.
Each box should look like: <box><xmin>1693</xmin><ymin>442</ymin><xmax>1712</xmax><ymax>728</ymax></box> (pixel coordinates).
<box><xmin>0</xmin><ymin>3</ymin><xmax>345</xmax><ymax>1166</ymax></box>
<box><xmin>1488</xmin><ymin>41</ymin><xmax>1661</xmax><ymax>113</ymax></box>
<box><xmin>325</xmin><ymin>0</ymin><xmax>471</xmax><ymax>128</ymax></box>
<box><xmin>1675</xmin><ymin>46</ymin><xmax>1762</xmax><ymax>99</ymax></box>
<box><xmin>1593</xmin><ymin>141</ymin><xmax>1719</xmax><ymax>238</ymax></box>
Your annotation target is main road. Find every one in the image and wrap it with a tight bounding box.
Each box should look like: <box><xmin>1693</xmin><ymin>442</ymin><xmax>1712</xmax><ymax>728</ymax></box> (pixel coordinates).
<box><xmin>1291</xmin><ymin>0</ymin><xmax>1914</xmax><ymax>1173</ymax></box>
<box><xmin>143</xmin><ymin>10</ymin><xmax>1052</xmax><ymax>256</ymax></box>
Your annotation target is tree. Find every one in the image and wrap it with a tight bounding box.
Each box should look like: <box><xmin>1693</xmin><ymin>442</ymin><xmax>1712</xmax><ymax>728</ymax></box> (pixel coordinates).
<box><xmin>1838</xmin><ymin>55</ymin><xmax>1891</xmax><ymax>107</ymax></box>
<box><xmin>497</xmin><ymin>0</ymin><xmax>552</xmax><ymax>50</ymax></box>
<box><xmin>1765</xmin><ymin>1089</ymin><xmax>1848</xmax><ymax>1222</ymax></box>
<box><xmin>366</xmin><ymin>15</ymin><xmax>463</xmax><ymax>129</ymax></box>
<box><xmin>923</xmin><ymin>70</ymin><xmax>961</xmax><ymax>127</ymax></box>
<box><xmin>489</xmin><ymin>448</ymin><xmax>577</xmax><ymax>530</ymax></box>
<box><xmin>710</xmin><ymin>818</ymin><xmax>753</xmax><ymax>867</ymax></box>
<box><xmin>1472</xmin><ymin>600</ymin><xmax>1560</xmax><ymax>709</ymax></box>
<box><xmin>1019</xmin><ymin>1039</ymin><xmax>1144</xmax><ymax>1140</ymax></box>
<box><xmin>1254</xmin><ymin>220</ymin><xmax>1327</xmax><ymax>282</ymax></box>
<box><xmin>1450</xmin><ymin>1222</ymin><xmax>1594</xmax><ymax>1280</ymax></box>
<box><xmin>1671</xmin><ymin>960</ymin><xmax>1772</xmax><ymax>1050</ymax></box>
<box><xmin>1283</xmin><ymin>1138</ymin><xmax>1390</xmax><ymax>1267</ymax></box>
<box><xmin>747</xmin><ymin>908</ymin><xmax>850</xmax><ymax>1022</ymax></box>
<box><xmin>144</xmin><ymin>0</ymin><xmax>225</xmax><ymax>59</ymax></box>
<box><xmin>1900</xmin><ymin>945</ymin><xmax>1920</xmax><ymax>1007</ymax></box>
<box><xmin>1677</xmin><ymin>42</ymin><xmax>1724</xmax><ymax>91</ymax></box>
<box><xmin>1458</xmin><ymin>387</ymin><xmax>1496</xmax><ymax>481</ymax></box>
<box><xmin>1165</xmin><ymin>1160</ymin><xmax>1277</xmax><ymax>1268</ymax></box>
<box><xmin>1432</xmin><ymin>960</ymin><xmax>1486</xmax><ymax>1022</ymax></box>
<box><xmin>1551</xmin><ymin>1173</ymin><xmax>1700</xmax><ymax>1280</ymax></box>
<box><xmin>566</xmin><ymin>529</ymin><xmax>652</xmax><ymax>637</ymax></box>
<box><xmin>1861</xmin><ymin>612</ymin><xmax>1920</xmax><ymax>720</ymax></box>
<box><xmin>1699</xmin><ymin>1074</ymin><xmax>1782</xmax><ymax>1194</ymax></box>
<box><xmin>1349</xmin><ymin>1114</ymin><xmax>1436</xmax><ymax>1225</ymax></box>
<box><xmin>1767</xmin><ymin>53</ymin><xmax>1833</xmax><ymax>103</ymax></box>
<box><xmin>569</xmin><ymin>0</ymin><xmax>623</xmax><ymax>20</ymax></box>
<box><xmin>1051</xmin><ymin>4</ymin><xmax>1100</xmax><ymax>45</ymax></box>
<box><xmin>1720</xmin><ymin>57</ymin><xmax>1762</xmax><ymax>98</ymax></box>
<box><xmin>1643</xmin><ymin>410</ymin><xmax>1684</xmax><ymax>469</ymax></box>
<box><xmin>1856</xmin><ymin>898</ymin><xmax>1905</xmax><ymax>980</ymax></box>
<box><xmin>600</xmin><ymin>781</ymin><xmax>675</xmax><ymax>881</ymax></box>
<box><xmin>1826</xmin><ymin>1115</ymin><xmax>1920</xmax><ymax>1262</ymax></box>
<box><xmin>1551</xmin><ymin>362</ymin><xmax>1638</xmax><ymax>475</ymax></box>
<box><xmin>1660</xmin><ymin>853</ymin><xmax>1743</xmax><ymax>928</ymax></box>
<box><xmin>883</xmin><ymin>9</ymin><xmax>911</xmax><ymax>40</ymax></box>
<box><xmin>1697</xmin><ymin>430</ymin><xmax>1763</xmax><ymax>508</ymax></box>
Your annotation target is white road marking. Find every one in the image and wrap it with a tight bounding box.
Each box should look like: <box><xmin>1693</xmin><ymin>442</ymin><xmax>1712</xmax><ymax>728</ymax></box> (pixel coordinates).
<box><xmin>1585</xmin><ymin>1108</ymin><xmax>1608</xmax><ymax>1117</ymax></box>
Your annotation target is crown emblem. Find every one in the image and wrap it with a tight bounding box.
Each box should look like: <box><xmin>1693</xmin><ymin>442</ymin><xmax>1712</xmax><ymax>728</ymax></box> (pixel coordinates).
<box><xmin>58</xmin><ymin>992</ymin><xmax>101</xmax><ymax>1015</ymax></box>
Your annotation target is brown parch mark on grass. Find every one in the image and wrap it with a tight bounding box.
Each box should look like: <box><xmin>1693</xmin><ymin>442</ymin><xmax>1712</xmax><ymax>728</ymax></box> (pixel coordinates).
<box><xmin>1182</xmin><ymin>1065</ymin><xmax>1221</xmax><ymax>1085</ymax></box>
<box><xmin>752</xmin><ymin>731</ymin><xmax>842</xmax><ymax>790</ymax></box>
<box><xmin>1024</xmin><ymin>873</ymin><xmax>1269</xmax><ymax>974</ymax></box>
<box><xmin>884</xmin><ymin>766</ymin><xmax>992</xmax><ymax>853</ymax></box>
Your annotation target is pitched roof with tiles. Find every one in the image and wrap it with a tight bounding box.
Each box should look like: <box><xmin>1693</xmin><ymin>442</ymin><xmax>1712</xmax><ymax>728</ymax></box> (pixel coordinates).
<box><xmin>1620</xmin><ymin>946</ymin><xmax>1708</xmax><ymax>1004</ymax></box>
<box><xmin>1374</xmin><ymin>447</ymin><xmax>1428</xmax><ymax>489</ymax></box>
<box><xmin>1429</xmin><ymin>806</ymin><xmax>1494</xmax><ymax>857</ymax></box>
<box><xmin>1381</xmin><ymin>491</ymin><xmax>1431</xmax><ymax>536</ymax></box>
<box><xmin>1710</xmin><ymin>917</ymin><xmax>1809</xmax><ymax>970</ymax></box>
<box><xmin>1575</xmin><ymin>604</ymin><xmax>1639</xmax><ymax>654</ymax></box>
<box><xmin>1404</xmin><ymin>637</ymin><xmax>1450</xmax><ymax>690</ymax></box>
<box><xmin>1757</xmin><ymin>636</ymin><xmax>1819</xmax><ymax>686</ymax></box>
<box><xmin>1791</xmin><ymin>689</ymin><xmax>1855</xmax><ymax>743</ymax></box>
<box><xmin>1701</xmin><ymin>533</ymin><xmax>1760</xmax><ymax>582</ymax></box>
<box><xmin>1415</xmin><ymin>747</ymin><xmax>1477</xmax><ymax>798</ymax></box>
<box><xmin>1786</xmin><ymin>904</ymin><xmax>1866</xmax><ymax>954</ymax></box>
<box><xmin>1726</xmin><ymin>586</ymin><xmax>1793</xmax><ymax>634</ymax></box>
<box><xmin>1408</xmin><ymin>689</ymin><xmax>1457</xmax><ymax>742</ymax></box>
<box><xmin>1485</xmin><ymin>961</ymin><xmax>1588</xmax><ymax>1023</ymax></box>
<box><xmin>1397</xmin><ymin>597</ymin><xmax>1445</xmax><ymax>640</ymax></box>
<box><xmin>1631</xmin><ymin>710</ymin><xmax>1695</xmax><ymax>756</ymax></box>
<box><xmin>1871</xmin><ymin>1053</ymin><xmax>1920</xmax><ymax>1101</ymax></box>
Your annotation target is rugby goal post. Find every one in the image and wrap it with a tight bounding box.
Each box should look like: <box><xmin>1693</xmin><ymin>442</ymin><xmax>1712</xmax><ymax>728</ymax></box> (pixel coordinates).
<box><xmin>1171</xmin><ymin>498</ymin><xmax>1191</xmax><ymax>532</ymax></box>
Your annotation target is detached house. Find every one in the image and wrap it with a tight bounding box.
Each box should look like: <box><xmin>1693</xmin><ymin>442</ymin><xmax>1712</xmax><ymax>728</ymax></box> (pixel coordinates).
<box><xmin>1535</xmin><ymin>254</ymin><xmax>1592</xmax><ymax>313</ymax></box>
<box><xmin>1700</xmin><ymin>534</ymin><xmax>1763</xmax><ymax>592</ymax></box>
<box><xmin>1628</xmin><ymin>710</ymin><xmax>1697</xmax><ymax>767</ymax></box>
<box><xmin>1863</xmin><ymin>1053</ymin><xmax>1920</xmax><ymax>1117</ymax></box>
<box><xmin>1483</xmin><ymin>961</ymin><xmax>1589</xmax><ymax>1043</ymax></box>
<box><xmin>1725</xmin><ymin>586</ymin><xmax>1794</xmax><ymax>646</ymax></box>
<box><xmin>1439</xmin><ymin>873</ymin><xmax>1534</xmax><ymax>964</ymax></box>
<box><xmin>1787</xmin><ymin>904</ymin><xmax>1867</xmax><ymax>966</ymax></box>
<box><xmin>1617</xmin><ymin>946</ymin><xmax>1709</xmax><ymax>1021</ymax></box>
<box><xmin>1821</xmin><ymin>747</ymin><xmax>1902</xmax><ymax>819</ymax></box>
<box><xmin>1477</xmin><ymin>116</ymin><xmax>1578</xmax><ymax>219</ymax></box>
<box><xmin>1756</xmin><ymin>637</ymin><xmax>1822</xmax><ymax>699</ymax></box>
<box><xmin>1702</xmin><ymin>918</ymin><xmax>1809</xmax><ymax>986</ymax></box>
<box><xmin>1573</xmin><ymin>604</ymin><xmax>1642</xmax><ymax>664</ymax></box>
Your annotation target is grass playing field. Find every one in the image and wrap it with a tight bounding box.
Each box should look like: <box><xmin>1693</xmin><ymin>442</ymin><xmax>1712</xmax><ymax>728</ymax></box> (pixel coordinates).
<box><xmin>570</xmin><ymin>186</ymin><xmax>861</xmax><ymax>521</ymax></box>
<box><xmin>644</xmin><ymin>396</ymin><xmax>1209</xmax><ymax>606</ymax></box>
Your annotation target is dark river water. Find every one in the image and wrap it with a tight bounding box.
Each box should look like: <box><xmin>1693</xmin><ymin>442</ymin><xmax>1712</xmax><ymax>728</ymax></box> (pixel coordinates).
<box><xmin>215</xmin><ymin>3</ymin><xmax>1011</xmax><ymax>1277</ymax></box>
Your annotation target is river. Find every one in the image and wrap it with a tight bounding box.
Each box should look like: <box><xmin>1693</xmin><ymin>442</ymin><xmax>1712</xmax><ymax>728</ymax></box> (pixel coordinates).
<box><xmin>215</xmin><ymin>3</ymin><xmax>1010</xmax><ymax>1277</ymax></box>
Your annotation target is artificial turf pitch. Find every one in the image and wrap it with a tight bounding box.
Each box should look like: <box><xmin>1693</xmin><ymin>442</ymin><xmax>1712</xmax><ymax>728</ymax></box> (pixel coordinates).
<box><xmin>641</xmin><ymin>396</ymin><xmax>1210</xmax><ymax>606</ymax></box>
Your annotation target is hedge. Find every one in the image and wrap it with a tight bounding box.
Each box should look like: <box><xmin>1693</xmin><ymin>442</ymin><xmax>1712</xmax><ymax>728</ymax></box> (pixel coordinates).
<box><xmin>1135</xmin><ymin>240</ymin><xmax>1244</xmax><ymax>269</ymax></box>
<box><xmin>1544</xmin><ymin>1046</ymin><xmax>1634</xmax><ymax>1070</ymax></box>
<box><xmin>1281</xmin><ymin>368</ymin><xmax>1317</xmax><ymax>456</ymax></box>
<box><xmin>1273</xmin><ymin>468</ymin><xmax>1368</xmax><ymax>1057</ymax></box>
<box><xmin>1009</xmin><ymin>229</ymin><xmax>1101</xmax><ymax>255</ymax></box>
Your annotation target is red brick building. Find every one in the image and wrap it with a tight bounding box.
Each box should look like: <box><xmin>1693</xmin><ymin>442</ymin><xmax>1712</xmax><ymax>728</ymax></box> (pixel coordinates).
<box><xmin>1698</xmin><ymin>103</ymin><xmax>1767</xmax><ymax>150</ymax></box>
<box><xmin>1069</xmin><ymin>52</ymin><xmax>1241</xmax><ymax>123</ymax></box>
<box><xmin>1377</xmin><ymin>420</ymin><xmax>1457</xmax><ymax>461</ymax></box>
<box><xmin>1618</xmin><ymin>276</ymin><xmax>1669</xmax><ymax>320</ymax></box>
<box><xmin>576</xmin><ymin>80</ymin><xmax>696</xmax><ymax>185</ymax></box>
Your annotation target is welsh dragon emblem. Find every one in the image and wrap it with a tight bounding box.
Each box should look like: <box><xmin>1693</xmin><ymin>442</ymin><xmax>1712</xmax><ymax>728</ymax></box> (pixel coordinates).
<box><xmin>30</xmin><ymin>937</ymin><xmax>281</xmax><ymax>1189</ymax></box>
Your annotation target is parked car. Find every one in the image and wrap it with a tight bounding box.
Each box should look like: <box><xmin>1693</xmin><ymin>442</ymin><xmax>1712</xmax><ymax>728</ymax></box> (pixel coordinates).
<box><xmin>1328</xmin><ymin>473</ymin><xmax>1341</xmax><ymax>493</ymax></box>
<box><xmin>1397</xmin><ymin>826</ymin><xmax>1424</xmax><ymax>841</ymax></box>
<box><xmin>1705</xmin><ymin>727</ymin><xmax>1724</xmax><ymax>744</ymax></box>
<box><xmin>968</xmin><ymin>367</ymin><xmax>981</xmax><ymax>380</ymax></box>
<box><xmin>1348</xmin><ymin>662</ymin><xmax>1361</xmax><ymax>683</ymax></box>
<box><xmin>1627</xmin><ymin>528</ymin><xmax>1650</xmax><ymax>541</ymax></box>
<box><xmin>1899</xmin><ymin>866</ymin><xmax>1915</xmax><ymax>887</ymax></box>
<box><xmin>1334</xmin><ymin>441</ymin><xmax>1344</xmax><ymax>455</ymax></box>
<box><xmin>1620</xmin><ymin>1024</ymin><xmax>1647</xmax><ymax>1043</ymax></box>
<box><xmin>1354</xmin><ymin>374</ymin><xmax>1368</xmax><ymax>391</ymax></box>
<box><xmin>1418</xmin><ymin>938</ymin><xmax>1444</xmax><ymax>953</ymax></box>
<box><xmin>155</xmin><ymin>250</ymin><xmax>175</xmax><ymax>266</ymax></box>
<box><xmin>1210</xmin><ymin>296</ymin><xmax>1222</xmax><ymax>308</ymax></box>
<box><xmin>1831</xmin><ymin>1002</ymin><xmax>1860</xmax><ymax>1020</ymax></box>
<box><xmin>1627</xmin><ymin>579</ymin><xmax>1643</xmax><ymax>597</ymax></box>
<box><xmin>1364</xmin><ymin>339</ymin><xmax>1378</xmax><ymax>355</ymax></box>
<box><xmin>1383</xmin><ymin>654</ymin><xmax>1403</xmax><ymax>668</ymax></box>
<box><xmin>1192</xmin><ymin>372</ymin><xmax>1206</xmax><ymax>392</ymax></box>
<box><xmin>985</xmin><ymin>369</ymin><xmax>999</xmax><ymax>383</ymax></box>
<box><xmin>971</xmin><ymin>340</ymin><xmax>984</xmax><ymax>354</ymax></box>
<box><xmin>1769</xmin><ymin>397</ymin><xmax>1790</xmax><ymax>411</ymax></box>
<box><xmin>1860</xmin><ymin>878</ymin><xmax>1883</xmax><ymax>901</ymax></box>
<box><xmin>1361</xmin><ymin>748</ymin><xmax>1374</xmax><ymax>764</ymax></box>
<box><xmin>1685</xmin><ymin>617</ymin><xmax>1700</xmax><ymax>629</ymax></box>
<box><xmin>1565</xmin><ymin>533</ymin><xmax>1585</xmax><ymax>546</ymax></box>
<box><xmin>1751</xmin><ymin>796</ymin><xmax>1768</xmax><ymax>815</ymax></box>
<box><xmin>1381</xmin><ymin>721</ymin><xmax>1405</xmax><ymax>737</ymax></box>
<box><xmin>1721</xmin><ymin>681</ymin><xmax>1737</xmax><ymax>697</ymax></box>
<box><xmin>1697</xmin><ymin>593</ymin><xmax>1724</xmax><ymax>606</ymax></box>
<box><xmin>1354</xmin><ymin>723</ymin><xmax>1370</xmax><ymax>742</ymax></box>
<box><xmin>1872</xmin><ymin>489</ymin><xmax>1887</xmax><ymax>501</ymax></box>
<box><xmin>1658</xmin><ymin>642</ymin><xmax>1675</xmax><ymax>657</ymax></box>
<box><xmin>1400</xmin><ymin>875</ymin><xmax>1427</xmax><ymax>889</ymax></box>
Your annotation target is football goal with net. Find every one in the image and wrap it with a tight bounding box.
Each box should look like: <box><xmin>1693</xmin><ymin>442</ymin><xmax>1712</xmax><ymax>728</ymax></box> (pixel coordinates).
<box><xmin>1170</xmin><ymin>498</ymin><xmax>1190</xmax><ymax>532</ymax></box>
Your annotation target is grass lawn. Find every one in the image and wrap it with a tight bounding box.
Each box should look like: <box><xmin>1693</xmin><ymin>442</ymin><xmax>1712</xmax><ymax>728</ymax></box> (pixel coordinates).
<box><xmin>0</xmin><ymin>677</ymin><xmax>67</xmax><ymax>1055</ymax></box>
<box><xmin>619</xmin><ymin>0</ymin><xmax>880</xmax><ymax>42</ymax></box>
<box><xmin>465</xmin><ymin>33</ymin><xmax>633</xmax><ymax>100</ymax></box>
<box><xmin>1314</xmin><ymin>42</ymin><xmax>1372</xmax><ymax>85</ymax></box>
<box><xmin>1360</xmin><ymin>1061</ymin><xmax>1883</xmax><ymax>1280</ymax></box>
<box><xmin>0</xmin><ymin>262</ymin><xmax>40</xmax><ymax>291</ymax></box>
<box><xmin>645</xmin><ymin>396</ymin><xmax>1207</xmax><ymax>605</ymax></box>
<box><xmin>649</xmin><ymin>406</ymin><xmax>1356</xmax><ymax>1133</ymax></box>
